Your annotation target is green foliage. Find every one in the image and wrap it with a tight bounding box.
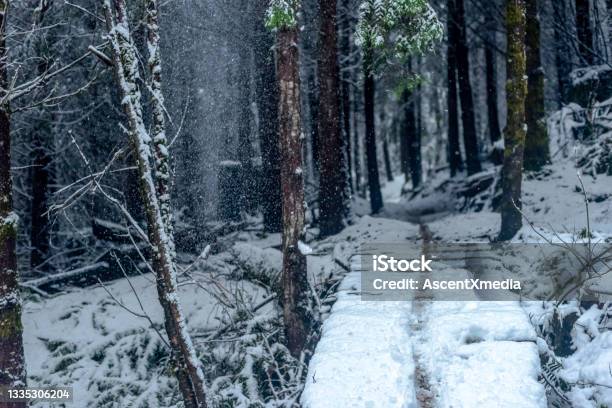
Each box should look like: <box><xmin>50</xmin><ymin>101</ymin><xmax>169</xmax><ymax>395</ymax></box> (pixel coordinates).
<box><xmin>356</xmin><ymin>0</ymin><xmax>443</xmax><ymax>69</ymax></box>
<box><xmin>265</xmin><ymin>0</ymin><xmax>299</xmax><ymax>30</ymax></box>
<box><xmin>393</xmin><ymin>73</ymin><xmax>425</xmax><ymax>98</ymax></box>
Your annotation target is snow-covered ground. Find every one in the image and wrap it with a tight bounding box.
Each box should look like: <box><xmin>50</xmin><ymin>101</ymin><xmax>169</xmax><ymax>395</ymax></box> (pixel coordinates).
<box><xmin>21</xmin><ymin>158</ymin><xmax>612</xmax><ymax>407</ymax></box>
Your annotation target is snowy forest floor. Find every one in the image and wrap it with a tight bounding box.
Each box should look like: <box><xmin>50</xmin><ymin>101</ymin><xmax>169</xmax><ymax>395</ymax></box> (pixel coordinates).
<box><xmin>23</xmin><ymin>159</ymin><xmax>612</xmax><ymax>407</ymax></box>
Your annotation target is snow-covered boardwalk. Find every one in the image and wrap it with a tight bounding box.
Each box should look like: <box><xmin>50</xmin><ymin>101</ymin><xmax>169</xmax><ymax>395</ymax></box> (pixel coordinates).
<box><xmin>302</xmin><ymin>225</ymin><xmax>548</xmax><ymax>408</ymax></box>
<box><xmin>302</xmin><ymin>270</ymin><xmax>417</xmax><ymax>408</ymax></box>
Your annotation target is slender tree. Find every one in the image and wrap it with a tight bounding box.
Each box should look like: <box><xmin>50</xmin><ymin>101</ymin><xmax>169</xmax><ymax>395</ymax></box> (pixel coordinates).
<box><xmin>356</xmin><ymin>0</ymin><xmax>442</xmax><ymax>212</ymax></box>
<box><xmin>104</xmin><ymin>1</ymin><xmax>207</xmax><ymax>406</ymax></box>
<box><xmin>0</xmin><ymin>1</ymin><xmax>27</xmax><ymax>399</ymax></box>
<box><xmin>576</xmin><ymin>0</ymin><xmax>593</xmax><ymax>65</ymax></box>
<box><xmin>318</xmin><ymin>0</ymin><xmax>348</xmax><ymax>236</ymax></box>
<box><xmin>255</xmin><ymin>0</ymin><xmax>282</xmax><ymax>233</ymax></box>
<box><xmin>485</xmin><ymin>46</ymin><xmax>501</xmax><ymax>145</ymax></box>
<box><xmin>340</xmin><ymin>0</ymin><xmax>354</xmax><ymax>193</ymax></box>
<box><xmin>524</xmin><ymin>0</ymin><xmax>549</xmax><ymax>171</ymax></box>
<box><xmin>446</xmin><ymin>0</ymin><xmax>463</xmax><ymax>175</ymax></box>
<box><xmin>453</xmin><ymin>0</ymin><xmax>481</xmax><ymax>175</ymax></box>
<box><xmin>499</xmin><ymin>0</ymin><xmax>527</xmax><ymax>241</ymax></box>
<box><xmin>266</xmin><ymin>0</ymin><xmax>312</xmax><ymax>357</ymax></box>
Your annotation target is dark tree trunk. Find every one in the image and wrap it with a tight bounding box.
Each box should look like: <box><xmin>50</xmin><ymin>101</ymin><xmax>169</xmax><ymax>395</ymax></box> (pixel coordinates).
<box><xmin>553</xmin><ymin>0</ymin><xmax>572</xmax><ymax>105</ymax></box>
<box><xmin>276</xmin><ymin>26</ymin><xmax>311</xmax><ymax>357</ymax></box>
<box><xmin>318</xmin><ymin>0</ymin><xmax>347</xmax><ymax>237</ymax></box>
<box><xmin>454</xmin><ymin>0</ymin><xmax>482</xmax><ymax>175</ymax></box>
<box><xmin>308</xmin><ymin>73</ymin><xmax>320</xmax><ymax>175</ymax></box>
<box><xmin>353</xmin><ymin>85</ymin><xmax>362</xmax><ymax>196</ymax></box>
<box><xmin>30</xmin><ymin>137</ymin><xmax>52</xmax><ymax>271</ymax></box>
<box><xmin>485</xmin><ymin>46</ymin><xmax>501</xmax><ymax>145</ymax></box>
<box><xmin>404</xmin><ymin>90</ymin><xmax>422</xmax><ymax>188</ymax></box>
<box><xmin>255</xmin><ymin>4</ymin><xmax>282</xmax><ymax>233</ymax></box>
<box><xmin>499</xmin><ymin>0</ymin><xmax>527</xmax><ymax>241</ymax></box>
<box><xmin>383</xmin><ymin>133</ymin><xmax>394</xmax><ymax>182</ymax></box>
<box><xmin>363</xmin><ymin>54</ymin><xmax>383</xmax><ymax>213</ymax></box>
<box><xmin>576</xmin><ymin>0</ymin><xmax>593</xmax><ymax>65</ymax></box>
<box><xmin>340</xmin><ymin>0</ymin><xmax>353</xmax><ymax>194</ymax></box>
<box><xmin>0</xmin><ymin>1</ymin><xmax>27</xmax><ymax>399</ymax></box>
<box><xmin>400</xmin><ymin>91</ymin><xmax>410</xmax><ymax>178</ymax></box>
<box><xmin>524</xmin><ymin>0</ymin><xmax>550</xmax><ymax>171</ymax></box>
<box><xmin>447</xmin><ymin>0</ymin><xmax>464</xmax><ymax>176</ymax></box>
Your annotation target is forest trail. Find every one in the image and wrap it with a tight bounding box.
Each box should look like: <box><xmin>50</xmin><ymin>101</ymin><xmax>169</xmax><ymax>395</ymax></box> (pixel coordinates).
<box><xmin>302</xmin><ymin>185</ymin><xmax>548</xmax><ymax>407</ymax></box>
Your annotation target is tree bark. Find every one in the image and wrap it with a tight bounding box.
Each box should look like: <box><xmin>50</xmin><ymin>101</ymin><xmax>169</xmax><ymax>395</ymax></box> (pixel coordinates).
<box><xmin>0</xmin><ymin>0</ymin><xmax>27</xmax><ymax>400</ymax></box>
<box><xmin>255</xmin><ymin>4</ymin><xmax>282</xmax><ymax>233</ymax></box>
<box><xmin>553</xmin><ymin>0</ymin><xmax>572</xmax><ymax>105</ymax></box>
<box><xmin>485</xmin><ymin>46</ymin><xmax>501</xmax><ymax>145</ymax></box>
<box><xmin>453</xmin><ymin>0</ymin><xmax>481</xmax><ymax>175</ymax></box>
<box><xmin>105</xmin><ymin>1</ymin><xmax>207</xmax><ymax>406</ymax></box>
<box><xmin>404</xmin><ymin>89</ymin><xmax>422</xmax><ymax>188</ymax></box>
<box><xmin>340</xmin><ymin>0</ymin><xmax>353</xmax><ymax>194</ymax></box>
<box><xmin>363</xmin><ymin>51</ymin><xmax>383</xmax><ymax>213</ymax></box>
<box><xmin>499</xmin><ymin>0</ymin><xmax>527</xmax><ymax>241</ymax></box>
<box><xmin>524</xmin><ymin>0</ymin><xmax>550</xmax><ymax>171</ymax></box>
<box><xmin>237</xmin><ymin>42</ymin><xmax>255</xmax><ymax>215</ymax></box>
<box><xmin>276</xmin><ymin>26</ymin><xmax>311</xmax><ymax>357</ymax></box>
<box><xmin>576</xmin><ymin>0</ymin><xmax>593</xmax><ymax>65</ymax></box>
<box><xmin>447</xmin><ymin>0</ymin><xmax>464</xmax><ymax>177</ymax></box>
<box><xmin>317</xmin><ymin>0</ymin><xmax>346</xmax><ymax>237</ymax></box>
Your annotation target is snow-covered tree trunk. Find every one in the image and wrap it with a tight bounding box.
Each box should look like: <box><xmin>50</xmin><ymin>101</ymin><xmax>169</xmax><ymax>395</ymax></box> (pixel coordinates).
<box><xmin>0</xmin><ymin>0</ymin><xmax>27</xmax><ymax>400</ymax></box>
<box><xmin>499</xmin><ymin>0</ymin><xmax>527</xmax><ymax>241</ymax></box>
<box><xmin>275</xmin><ymin>20</ymin><xmax>311</xmax><ymax>357</ymax></box>
<box><xmin>146</xmin><ymin>0</ymin><xmax>175</xmax><ymax>258</ymax></box>
<box><xmin>102</xmin><ymin>1</ymin><xmax>207</xmax><ymax>406</ymax></box>
<box><xmin>317</xmin><ymin>0</ymin><xmax>347</xmax><ymax>237</ymax></box>
<box><xmin>524</xmin><ymin>0</ymin><xmax>550</xmax><ymax>171</ymax></box>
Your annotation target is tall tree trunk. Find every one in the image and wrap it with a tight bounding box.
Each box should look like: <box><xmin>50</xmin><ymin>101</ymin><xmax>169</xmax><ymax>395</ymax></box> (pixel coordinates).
<box><xmin>352</xmin><ymin>85</ymin><xmax>362</xmax><ymax>195</ymax></box>
<box><xmin>576</xmin><ymin>0</ymin><xmax>593</xmax><ymax>65</ymax></box>
<box><xmin>340</xmin><ymin>0</ymin><xmax>353</xmax><ymax>194</ymax></box>
<box><xmin>499</xmin><ymin>0</ymin><xmax>527</xmax><ymax>241</ymax></box>
<box><xmin>485</xmin><ymin>46</ymin><xmax>501</xmax><ymax>145</ymax></box>
<box><xmin>318</xmin><ymin>0</ymin><xmax>346</xmax><ymax>237</ymax></box>
<box><xmin>0</xmin><ymin>0</ymin><xmax>27</xmax><ymax>400</ymax></box>
<box><xmin>400</xmin><ymin>91</ymin><xmax>410</xmax><ymax>178</ymax></box>
<box><xmin>553</xmin><ymin>0</ymin><xmax>572</xmax><ymax>105</ymax></box>
<box><xmin>383</xmin><ymin>134</ymin><xmax>394</xmax><ymax>182</ymax></box>
<box><xmin>524</xmin><ymin>0</ymin><xmax>550</xmax><ymax>171</ymax></box>
<box><xmin>276</xmin><ymin>26</ymin><xmax>311</xmax><ymax>357</ymax></box>
<box><xmin>447</xmin><ymin>0</ymin><xmax>464</xmax><ymax>176</ymax></box>
<box><xmin>105</xmin><ymin>1</ymin><xmax>207</xmax><ymax>406</ymax></box>
<box><xmin>404</xmin><ymin>89</ymin><xmax>422</xmax><ymax>188</ymax></box>
<box><xmin>255</xmin><ymin>3</ymin><xmax>282</xmax><ymax>233</ymax></box>
<box><xmin>363</xmin><ymin>52</ymin><xmax>383</xmax><ymax>213</ymax></box>
<box><xmin>454</xmin><ymin>0</ymin><xmax>481</xmax><ymax>175</ymax></box>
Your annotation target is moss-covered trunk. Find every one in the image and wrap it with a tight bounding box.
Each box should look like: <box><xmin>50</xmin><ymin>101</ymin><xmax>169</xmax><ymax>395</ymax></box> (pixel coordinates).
<box><xmin>499</xmin><ymin>0</ymin><xmax>527</xmax><ymax>241</ymax></box>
